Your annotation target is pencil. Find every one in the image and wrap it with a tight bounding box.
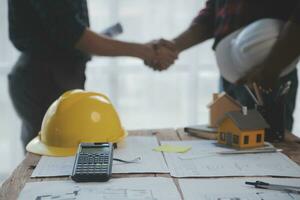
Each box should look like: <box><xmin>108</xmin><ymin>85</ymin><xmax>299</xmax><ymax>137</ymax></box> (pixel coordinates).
<box><xmin>244</xmin><ymin>85</ymin><xmax>259</xmax><ymax>105</ymax></box>
<box><xmin>253</xmin><ymin>82</ymin><xmax>264</xmax><ymax>105</ymax></box>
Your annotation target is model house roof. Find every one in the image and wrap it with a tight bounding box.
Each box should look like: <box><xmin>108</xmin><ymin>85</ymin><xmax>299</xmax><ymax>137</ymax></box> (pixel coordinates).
<box><xmin>207</xmin><ymin>92</ymin><xmax>241</xmax><ymax>108</ymax></box>
<box><xmin>219</xmin><ymin>110</ymin><xmax>270</xmax><ymax>131</ymax></box>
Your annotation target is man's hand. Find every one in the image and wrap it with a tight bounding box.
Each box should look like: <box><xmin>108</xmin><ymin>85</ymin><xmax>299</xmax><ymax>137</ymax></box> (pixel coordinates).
<box><xmin>237</xmin><ymin>21</ymin><xmax>300</xmax><ymax>93</ymax></box>
<box><xmin>144</xmin><ymin>39</ymin><xmax>179</xmax><ymax>71</ymax></box>
<box><xmin>236</xmin><ymin>63</ymin><xmax>281</xmax><ymax>93</ymax></box>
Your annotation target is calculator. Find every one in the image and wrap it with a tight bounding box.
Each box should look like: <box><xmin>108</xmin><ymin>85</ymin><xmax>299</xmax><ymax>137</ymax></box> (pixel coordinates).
<box><xmin>71</xmin><ymin>143</ymin><xmax>113</xmax><ymax>182</ymax></box>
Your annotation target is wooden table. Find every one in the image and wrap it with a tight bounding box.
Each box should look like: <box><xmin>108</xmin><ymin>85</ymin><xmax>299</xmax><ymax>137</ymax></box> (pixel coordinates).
<box><xmin>1</xmin><ymin>128</ymin><xmax>300</xmax><ymax>200</ymax></box>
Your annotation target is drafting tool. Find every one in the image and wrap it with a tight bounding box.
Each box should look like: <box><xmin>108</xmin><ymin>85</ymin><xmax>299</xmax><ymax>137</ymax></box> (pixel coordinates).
<box><xmin>276</xmin><ymin>83</ymin><xmax>284</xmax><ymax>99</ymax></box>
<box><xmin>244</xmin><ymin>85</ymin><xmax>260</xmax><ymax>105</ymax></box>
<box><xmin>276</xmin><ymin>81</ymin><xmax>291</xmax><ymax>99</ymax></box>
<box><xmin>218</xmin><ymin>148</ymin><xmax>282</xmax><ymax>155</ymax></box>
<box><xmin>280</xmin><ymin>81</ymin><xmax>291</xmax><ymax>96</ymax></box>
<box><xmin>253</xmin><ymin>82</ymin><xmax>264</xmax><ymax>105</ymax></box>
<box><xmin>246</xmin><ymin>181</ymin><xmax>300</xmax><ymax>195</ymax></box>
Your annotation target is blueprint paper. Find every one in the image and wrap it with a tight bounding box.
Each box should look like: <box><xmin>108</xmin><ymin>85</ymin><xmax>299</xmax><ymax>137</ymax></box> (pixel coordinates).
<box><xmin>179</xmin><ymin>177</ymin><xmax>300</xmax><ymax>200</ymax></box>
<box><xmin>31</xmin><ymin>136</ymin><xmax>169</xmax><ymax>177</ymax></box>
<box><xmin>112</xmin><ymin>136</ymin><xmax>169</xmax><ymax>173</ymax></box>
<box><xmin>31</xmin><ymin>156</ymin><xmax>74</xmax><ymax>177</ymax></box>
<box><xmin>161</xmin><ymin>140</ymin><xmax>300</xmax><ymax>177</ymax></box>
<box><xmin>19</xmin><ymin>177</ymin><xmax>181</xmax><ymax>200</ymax></box>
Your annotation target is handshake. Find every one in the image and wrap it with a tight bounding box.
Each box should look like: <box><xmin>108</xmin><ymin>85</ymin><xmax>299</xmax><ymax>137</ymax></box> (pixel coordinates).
<box><xmin>142</xmin><ymin>39</ymin><xmax>179</xmax><ymax>71</ymax></box>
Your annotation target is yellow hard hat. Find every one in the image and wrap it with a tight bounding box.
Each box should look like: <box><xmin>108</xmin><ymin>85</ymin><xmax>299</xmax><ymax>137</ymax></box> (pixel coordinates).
<box><xmin>26</xmin><ymin>89</ymin><xmax>127</xmax><ymax>157</ymax></box>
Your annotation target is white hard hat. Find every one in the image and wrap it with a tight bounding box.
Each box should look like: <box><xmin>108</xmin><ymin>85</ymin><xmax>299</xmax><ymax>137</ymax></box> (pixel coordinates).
<box><xmin>216</xmin><ymin>18</ymin><xmax>298</xmax><ymax>83</ymax></box>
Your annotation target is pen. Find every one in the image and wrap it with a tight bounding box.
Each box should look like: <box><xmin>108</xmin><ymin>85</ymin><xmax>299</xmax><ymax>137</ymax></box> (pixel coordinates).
<box><xmin>253</xmin><ymin>82</ymin><xmax>264</xmax><ymax>105</ymax></box>
<box><xmin>246</xmin><ymin>181</ymin><xmax>300</xmax><ymax>195</ymax></box>
<box><xmin>244</xmin><ymin>85</ymin><xmax>260</xmax><ymax>105</ymax></box>
<box><xmin>218</xmin><ymin>148</ymin><xmax>282</xmax><ymax>155</ymax></box>
<box><xmin>280</xmin><ymin>82</ymin><xmax>291</xmax><ymax>96</ymax></box>
<box><xmin>276</xmin><ymin>81</ymin><xmax>291</xmax><ymax>99</ymax></box>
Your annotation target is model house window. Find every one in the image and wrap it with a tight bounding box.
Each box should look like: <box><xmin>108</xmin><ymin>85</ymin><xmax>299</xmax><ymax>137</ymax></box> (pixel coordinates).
<box><xmin>256</xmin><ymin>134</ymin><xmax>262</xmax><ymax>143</ymax></box>
<box><xmin>233</xmin><ymin>135</ymin><xmax>239</xmax><ymax>144</ymax></box>
<box><xmin>244</xmin><ymin>136</ymin><xmax>249</xmax><ymax>144</ymax></box>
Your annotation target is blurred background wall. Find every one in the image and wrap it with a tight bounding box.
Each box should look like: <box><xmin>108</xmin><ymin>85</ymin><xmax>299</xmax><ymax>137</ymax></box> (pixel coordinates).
<box><xmin>1</xmin><ymin>0</ymin><xmax>300</xmax><ymax>184</ymax></box>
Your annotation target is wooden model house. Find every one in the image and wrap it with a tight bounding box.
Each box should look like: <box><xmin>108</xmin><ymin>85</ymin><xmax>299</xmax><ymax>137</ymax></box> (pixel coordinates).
<box><xmin>207</xmin><ymin>92</ymin><xmax>241</xmax><ymax>128</ymax></box>
<box><xmin>217</xmin><ymin>108</ymin><xmax>269</xmax><ymax>149</ymax></box>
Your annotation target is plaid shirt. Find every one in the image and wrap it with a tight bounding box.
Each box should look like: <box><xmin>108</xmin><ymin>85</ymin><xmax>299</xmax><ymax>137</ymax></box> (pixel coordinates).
<box><xmin>8</xmin><ymin>0</ymin><xmax>90</xmax><ymax>62</ymax></box>
<box><xmin>193</xmin><ymin>0</ymin><xmax>300</xmax><ymax>49</ymax></box>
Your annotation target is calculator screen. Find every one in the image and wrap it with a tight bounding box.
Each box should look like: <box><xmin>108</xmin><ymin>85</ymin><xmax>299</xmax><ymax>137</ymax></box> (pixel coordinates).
<box><xmin>81</xmin><ymin>146</ymin><xmax>110</xmax><ymax>153</ymax></box>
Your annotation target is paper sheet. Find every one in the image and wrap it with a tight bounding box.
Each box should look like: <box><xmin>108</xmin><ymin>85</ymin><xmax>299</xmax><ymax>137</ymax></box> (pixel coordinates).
<box><xmin>18</xmin><ymin>177</ymin><xmax>181</xmax><ymax>200</ymax></box>
<box><xmin>179</xmin><ymin>177</ymin><xmax>300</xmax><ymax>200</ymax></box>
<box><xmin>153</xmin><ymin>144</ymin><xmax>191</xmax><ymax>153</ymax></box>
<box><xmin>161</xmin><ymin>140</ymin><xmax>300</xmax><ymax>177</ymax></box>
<box><xmin>31</xmin><ymin>136</ymin><xmax>169</xmax><ymax>177</ymax></box>
<box><xmin>31</xmin><ymin>156</ymin><xmax>74</xmax><ymax>177</ymax></box>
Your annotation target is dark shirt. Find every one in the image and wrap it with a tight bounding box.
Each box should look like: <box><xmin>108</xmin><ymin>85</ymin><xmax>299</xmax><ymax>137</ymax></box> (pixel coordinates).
<box><xmin>193</xmin><ymin>0</ymin><xmax>300</xmax><ymax>49</ymax></box>
<box><xmin>8</xmin><ymin>0</ymin><xmax>90</xmax><ymax>62</ymax></box>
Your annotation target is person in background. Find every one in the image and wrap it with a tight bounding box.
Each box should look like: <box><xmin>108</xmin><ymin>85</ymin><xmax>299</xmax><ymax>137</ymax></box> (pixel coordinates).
<box><xmin>7</xmin><ymin>0</ymin><xmax>177</xmax><ymax>150</ymax></box>
<box><xmin>150</xmin><ymin>0</ymin><xmax>300</xmax><ymax>132</ymax></box>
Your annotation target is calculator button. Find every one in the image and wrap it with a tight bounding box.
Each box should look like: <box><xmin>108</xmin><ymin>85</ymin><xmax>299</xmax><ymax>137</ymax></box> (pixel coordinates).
<box><xmin>78</xmin><ymin>158</ymin><xmax>83</xmax><ymax>163</ymax></box>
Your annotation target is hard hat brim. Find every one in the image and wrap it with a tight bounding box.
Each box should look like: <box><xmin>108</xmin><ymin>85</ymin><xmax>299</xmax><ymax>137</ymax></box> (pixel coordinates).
<box><xmin>26</xmin><ymin>136</ymin><xmax>77</xmax><ymax>157</ymax></box>
<box><xmin>26</xmin><ymin>130</ymin><xmax>128</xmax><ymax>157</ymax></box>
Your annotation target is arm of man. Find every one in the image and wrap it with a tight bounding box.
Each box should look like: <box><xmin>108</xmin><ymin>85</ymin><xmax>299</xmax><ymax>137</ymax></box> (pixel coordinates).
<box><xmin>30</xmin><ymin>0</ymin><xmax>168</xmax><ymax>63</ymax></box>
<box><xmin>172</xmin><ymin>0</ymin><xmax>215</xmax><ymax>52</ymax></box>
<box><xmin>172</xmin><ymin>19</ymin><xmax>214</xmax><ymax>53</ymax></box>
<box><xmin>75</xmin><ymin>28</ymin><xmax>154</xmax><ymax>61</ymax></box>
<box><xmin>263</xmin><ymin>21</ymin><xmax>300</xmax><ymax>81</ymax></box>
<box><xmin>237</xmin><ymin>3</ymin><xmax>300</xmax><ymax>89</ymax></box>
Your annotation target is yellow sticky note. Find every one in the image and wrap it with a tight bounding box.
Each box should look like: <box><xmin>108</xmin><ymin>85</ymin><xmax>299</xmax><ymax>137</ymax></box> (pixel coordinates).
<box><xmin>153</xmin><ymin>144</ymin><xmax>191</xmax><ymax>153</ymax></box>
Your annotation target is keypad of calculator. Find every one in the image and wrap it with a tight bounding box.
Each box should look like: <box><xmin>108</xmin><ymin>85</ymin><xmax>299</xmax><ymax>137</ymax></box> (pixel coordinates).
<box><xmin>75</xmin><ymin>153</ymin><xmax>109</xmax><ymax>174</ymax></box>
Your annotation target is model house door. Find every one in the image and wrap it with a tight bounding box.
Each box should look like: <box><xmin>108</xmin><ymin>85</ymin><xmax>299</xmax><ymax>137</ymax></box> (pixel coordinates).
<box><xmin>225</xmin><ymin>133</ymin><xmax>233</xmax><ymax>145</ymax></box>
